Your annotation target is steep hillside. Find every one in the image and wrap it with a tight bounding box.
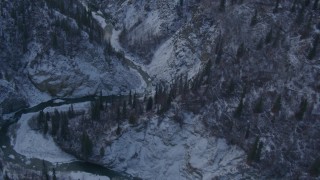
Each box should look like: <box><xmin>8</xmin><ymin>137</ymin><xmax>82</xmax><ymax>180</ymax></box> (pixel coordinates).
<box><xmin>1</xmin><ymin>0</ymin><xmax>320</xmax><ymax>179</ymax></box>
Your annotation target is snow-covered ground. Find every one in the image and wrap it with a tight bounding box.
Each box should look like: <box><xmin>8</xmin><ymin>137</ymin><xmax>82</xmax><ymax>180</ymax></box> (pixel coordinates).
<box><xmin>101</xmin><ymin>112</ymin><xmax>247</xmax><ymax>179</ymax></box>
<box><xmin>11</xmin><ymin>102</ymin><xmax>90</xmax><ymax>163</ymax></box>
<box><xmin>59</xmin><ymin>171</ymin><xmax>110</xmax><ymax>180</ymax></box>
<box><xmin>12</xmin><ymin>113</ymin><xmax>75</xmax><ymax>163</ymax></box>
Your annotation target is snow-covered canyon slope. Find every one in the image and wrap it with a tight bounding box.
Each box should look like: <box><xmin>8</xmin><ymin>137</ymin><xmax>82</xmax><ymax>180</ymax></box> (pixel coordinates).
<box><xmin>1</xmin><ymin>0</ymin><xmax>320</xmax><ymax>179</ymax></box>
<box><xmin>100</xmin><ymin>113</ymin><xmax>251</xmax><ymax>179</ymax></box>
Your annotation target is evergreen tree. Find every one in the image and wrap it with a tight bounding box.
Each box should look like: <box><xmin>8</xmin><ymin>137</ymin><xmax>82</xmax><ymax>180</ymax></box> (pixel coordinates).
<box><xmin>272</xmin><ymin>95</ymin><xmax>282</xmax><ymax>113</ymax></box>
<box><xmin>255</xmin><ymin>142</ymin><xmax>263</xmax><ymax>162</ymax></box>
<box><xmin>60</xmin><ymin>112</ymin><xmax>69</xmax><ymax>140</ymax></box>
<box><xmin>314</xmin><ymin>0</ymin><xmax>319</xmax><ymax>10</ymax></box>
<box><xmin>219</xmin><ymin>0</ymin><xmax>226</xmax><ymax>12</ymax></box>
<box><xmin>43</xmin><ymin>116</ymin><xmax>48</xmax><ymax>135</ymax></box>
<box><xmin>256</xmin><ymin>38</ymin><xmax>264</xmax><ymax>50</ymax></box>
<box><xmin>37</xmin><ymin>110</ymin><xmax>45</xmax><ymax>129</ymax></box>
<box><xmin>4</xmin><ymin>171</ymin><xmax>9</xmax><ymax>180</ymax></box>
<box><xmin>68</xmin><ymin>104</ymin><xmax>75</xmax><ymax>118</ymax></box>
<box><xmin>234</xmin><ymin>99</ymin><xmax>244</xmax><ymax>118</ymax></box>
<box><xmin>51</xmin><ymin>109</ymin><xmax>60</xmax><ymax>136</ymax></box>
<box><xmin>122</xmin><ymin>101</ymin><xmax>127</xmax><ymax>119</ymax></box>
<box><xmin>203</xmin><ymin>60</ymin><xmax>212</xmax><ymax>82</ymax></box>
<box><xmin>272</xmin><ymin>28</ymin><xmax>281</xmax><ymax>47</ymax></box>
<box><xmin>250</xmin><ymin>10</ymin><xmax>258</xmax><ymax>26</ymax></box>
<box><xmin>265</xmin><ymin>28</ymin><xmax>273</xmax><ymax>44</ymax></box>
<box><xmin>305</xmin><ymin>0</ymin><xmax>311</xmax><ymax>6</ymax></box>
<box><xmin>295</xmin><ymin>6</ymin><xmax>305</xmax><ymax>25</ymax></box>
<box><xmin>146</xmin><ymin>97</ymin><xmax>153</xmax><ymax>111</ymax></box>
<box><xmin>90</xmin><ymin>100</ymin><xmax>100</xmax><ymax>121</ymax></box>
<box><xmin>307</xmin><ymin>35</ymin><xmax>319</xmax><ymax>60</ymax></box>
<box><xmin>81</xmin><ymin>131</ymin><xmax>93</xmax><ymax>160</ymax></box>
<box><xmin>100</xmin><ymin>147</ymin><xmax>105</xmax><ymax>157</ymax></box>
<box><xmin>295</xmin><ymin>98</ymin><xmax>308</xmax><ymax>120</ymax></box>
<box><xmin>245</xmin><ymin>125</ymin><xmax>250</xmax><ymax>139</ymax></box>
<box><xmin>52</xmin><ymin>32</ymin><xmax>58</xmax><ymax>49</ymax></box>
<box><xmin>117</xmin><ymin>106</ymin><xmax>121</xmax><ymax>121</ymax></box>
<box><xmin>52</xmin><ymin>168</ymin><xmax>57</xmax><ymax>180</ymax></box>
<box><xmin>291</xmin><ymin>0</ymin><xmax>297</xmax><ymax>12</ymax></box>
<box><xmin>310</xmin><ymin>158</ymin><xmax>320</xmax><ymax>176</ymax></box>
<box><xmin>129</xmin><ymin>114</ymin><xmax>137</xmax><ymax>125</ymax></box>
<box><xmin>132</xmin><ymin>92</ymin><xmax>137</xmax><ymax>109</ymax></box>
<box><xmin>253</xmin><ymin>97</ymin><xmax>263</xmax><ymax>114</ymax></box>
<box><xmin>273</xmin><ymin>0</ymin><xmax>280</xmax><ymax>13</ymax></box>
<box><xmin>236</xmin><ymin>43</ymin><xmax>245</xmax><ymax>59</ymax></box>
<box><xmin>42</xmin><ymin>160</ymin><xmax>49</xmax><ymax>180</ymax></box>
<box><xmin>247</xmin><ymin>137</ymin><xmax>262</xmax><ymax>163</ymax></box>
<box><xmin>116</xmin><ymin>124</ymin><xmax>121</xmax><ymax>135</ymax></box>
<box><xmin>226</xmin><ymin>79</ymin><xmax>235</xmax><ymax>96</ymax></box>
<box><xmin>128</xmin><ymin>90</ymin><xmax>132</xmax><ymax>106</ymax></box>
<box><xmin>180</xmin><ymin>0</ymin><xmax>184</xmax><ymax>6</ymax></box>
<box><xmin>154</xmin><ymin>85</ymin><xmax>159</xmax><ymax>105</ymax></box>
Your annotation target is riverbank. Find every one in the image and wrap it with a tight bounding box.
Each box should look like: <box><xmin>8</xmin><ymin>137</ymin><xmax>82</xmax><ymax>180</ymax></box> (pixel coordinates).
<box><xmin>0</xmin><ymin>97</ymin><xmax>130</xmax><ymax>179</ymax></box>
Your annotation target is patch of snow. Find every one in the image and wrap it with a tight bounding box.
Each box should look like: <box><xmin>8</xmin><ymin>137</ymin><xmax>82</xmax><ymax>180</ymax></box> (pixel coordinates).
<box><xmin>59</xmin><ymin>171</ymin><xmax>110</xmax><ymax>180</ymax></box>
<box><xmin>53</xmin><ymin>99</ymin><xmax>65</xmax><ymax>103</ymax></box>
<box><xmin>92</xmin><ymin>11</ymin><xmax>107</xmax><ymax>29</ymax></box>
<box><xmin>8</xmin><ymin>154</ymin><xmax>15</xmax><ymax>159</ymax></box>
<box><xmin>12</xmin><ymin>113</ymin><xmax>75</xmax><ymax>163</ymax></box>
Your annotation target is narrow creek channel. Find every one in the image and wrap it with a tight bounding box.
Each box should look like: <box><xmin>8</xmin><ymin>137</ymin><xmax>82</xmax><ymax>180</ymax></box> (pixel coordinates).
<box><xmin>0</xmin><ymin>95</ymin><xmax>132</xmax><ymax>179</ymax></box>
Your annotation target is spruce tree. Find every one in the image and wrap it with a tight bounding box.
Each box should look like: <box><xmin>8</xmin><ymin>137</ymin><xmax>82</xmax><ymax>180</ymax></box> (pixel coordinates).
<box><xmin>234</xmin><ymin>99</ymin><xmax>244</xmax><ymax>118</ymax></box>
<box><xmin>295</xmin><ymin>98</ymin><xmax>308</xmax><ymax>120</ymax></box>
<box><xmin>272</xmin><ymin>95</ymin><xmax>282</xmax><ymax>113</ymax></box>
<box><xmin>122</xmin><ymin>101</ymin><xmax>127</xmax><ymax>119</ymax></box>
<box><xmin>52</xmin><ymin>32</ymin><xmax>58</xmax><ymax>49</ymax></box>
<box><xmin>265</xmin><ymin>28</ymin><xmax>273</xmax><ymax>44</ymax></box>
<box><xmin>81</xmin><ymin>131</ymin><xmax>93</xmax><ymax>160</ymax></box>
<box><xmin>247</xmin><ymin>137</ymin><xmax>262</xmax><ymax>163</ymax></box>
<box><xmin>52</xmin><ymin>168</ymin><xmax>57</xmax><ymax>180</ymax></box>
<box><xmin>310</xmin><ymin>158</ymin><xmax>320</xmax><ymax>176</ymax></box>
<box><xmin>273</xmin><ymin>0</ymin><xmax>280</xmax><ymax>13</ymax></box>
<box><xmin>219</xmin><ymin>0</ymin><xmax>226</xmax><ymax>12</ymax></box>
<box><xmin>100</xmin><ymin>147</ymin><xmax>105</xmax><ymax>157</ymax></box>
<box><xmin>314</xmin><ymin>0</ymin><xmax>319</xmax><ymax>10</ymax></box>
<box><xmin>60</xmin><ymin>113</ymin><xmax>69</xmax><ymax>140</ymax></box>
<box><xmin>128</xmin><ymin>90</ymin><xmax>132</xmax><ymax>106</ymax></box>
<box><xmin>295</xmin><ymin>6</ymin><xmax>305</xmax><ymax>25</ymax></box>
<box><xmin>226</xmin><ymin>79</ymin><xmax>235</xmax><ymax>96</ymax></box>
<box><xmin>51</xmin><ymin>109</ymin><xmax>60</xmax><ymax>136</ymax></box>
<box><xmin>253</xmin><ymin>97</ymin><xmax>263</xmax><ymax>114</ymax></box>
<box><xmin>236</xmin><ymin>43</ymin><xmax>245</xmax><ymax>59</ymax></box>
<box><xmin>307</xmin><ymin>35</ymin><xmax>319</xmax><ymax>60</ymax></box>
<box><xmin>43</xmin><ymin>117</ymin><xmax>48</xmax><ymax>135</ymax></box>
<box><xmin>68</xmin><ymin>104</ymin><xmax>75</xmax><ymax>118</ymax></box>
<box><xmin>250</xmin><ymin>10</ymin><xmax>258</xmax><ymax>26</ymax></box>
<box><xmin>146</xmin><ymin>97</ymin><xmax>153</xmax><ymax>111</ymax></box>
<box><xmin>37</xmin><ymin>110</ymin><xmax>45</xmax><ymax>129</ymax></box>
<box><xmin>256</xmin><ymin>38</ymin><xmax>264</xmax><ymax>50</ymax></box>
<box><xmin>42</xmin><ymin>160</ymin><xmax>49</xmax><ymax>180</ymax></box>
<box><xmin>291</xmin><ymin>0</ymin><xmax>297</xmax><ymax>12</ymax></box>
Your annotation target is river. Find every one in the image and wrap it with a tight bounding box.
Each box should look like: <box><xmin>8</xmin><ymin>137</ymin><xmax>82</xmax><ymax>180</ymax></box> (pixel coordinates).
<box><xmin>0</xmin><ymin>95</ymin><xmax>132</xmax><ymax>179</ymax></box>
